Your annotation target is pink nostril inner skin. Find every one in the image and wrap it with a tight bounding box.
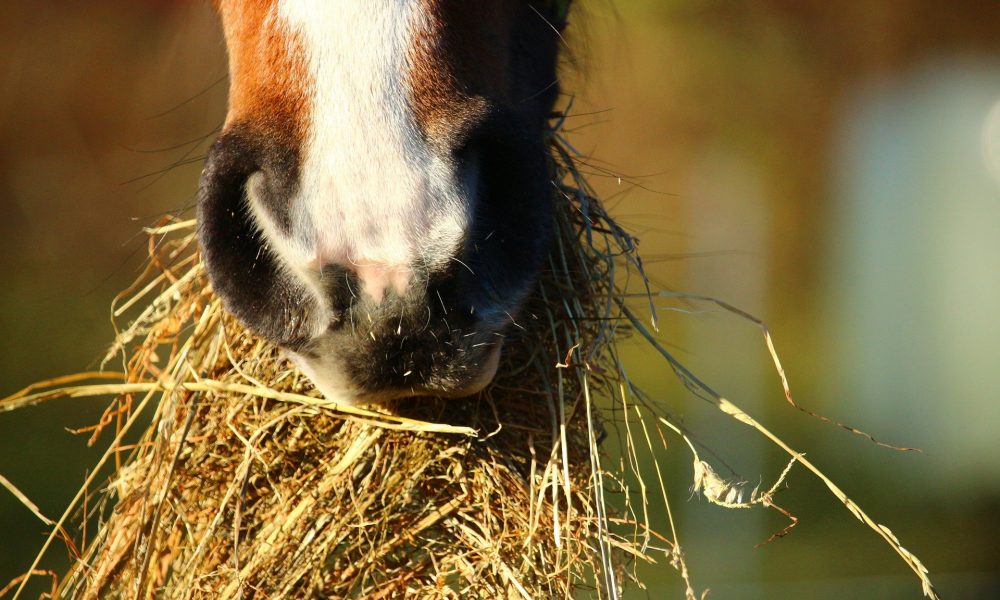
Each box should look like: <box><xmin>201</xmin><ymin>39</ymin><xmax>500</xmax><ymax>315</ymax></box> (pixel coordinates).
<box><xmin>303</xmin><ymin>249</ymin><xmax>412</xmax><ymax>305</ymax></box>
<box><xmin>354</xmin><ymin>263</ymin><xmax>411</xmax><ymax>304</ymax></box>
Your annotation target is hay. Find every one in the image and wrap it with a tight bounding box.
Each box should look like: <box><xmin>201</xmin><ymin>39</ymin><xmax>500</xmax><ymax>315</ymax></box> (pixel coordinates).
<box><xmin>2</xmin><ymin>114</ymin><xmax>941</xmax><ymax>599</ymax></box>
<box><xmin>4</xmin><ymin>117</ymin><xmax>651</xmax><ymax>599</ymax></box>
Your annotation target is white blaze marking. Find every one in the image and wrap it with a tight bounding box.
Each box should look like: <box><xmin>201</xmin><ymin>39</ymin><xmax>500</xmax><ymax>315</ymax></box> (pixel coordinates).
<box><xmin>251</xmin><ymin>0</ymin><xmax>468</xmax><ymax>312</ymax></box>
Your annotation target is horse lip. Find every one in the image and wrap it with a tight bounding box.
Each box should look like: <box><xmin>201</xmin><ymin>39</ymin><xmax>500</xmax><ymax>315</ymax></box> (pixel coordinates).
<box><xmin>289</xmin><ymin>335</ymin><xmax>505</xmax><ymax>406</ymax></box>
<box><xmin>366</xmin><ymin>340</ymin><xmax>504</xmax><ymax>404</ymax></box>
<box><xmin>426</xmin><ymin>341</ymin><xmax>502</xmax><ymax>399</ymax></box>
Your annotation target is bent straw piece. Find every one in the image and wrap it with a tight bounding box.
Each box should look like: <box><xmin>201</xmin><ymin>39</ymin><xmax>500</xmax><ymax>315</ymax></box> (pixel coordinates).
<box><xmin>628</xmin><ymin>290</ymin><xmax>920</xmax><ymax>452</ymax></box>
<box><xmin>0</xmin><ymin>381</ymin><xmax>148</xmax><ymax>414</ymax></box>
<box><xmin>621</xmin><ymin>303</ymin><xmax>940</xmax><ymax>600</ymax></box>
<box><xmin>0</xmin><ymin>372</ymin><xmax>127</xmax><ymax>413</ymax></box>
<box><xmin>1</xmin><ymin>380</ymin><xmax>476</xmax><ymax>437</ymax></box>
<box><xmin>142</xmin><ymin>218</ymin><xmax>197</xmax><ymax>236</ymax></box>
<box><xmin>0</xmin><ymin>474</ymin><xmax>56</xmax><ymax>527</ymax></box>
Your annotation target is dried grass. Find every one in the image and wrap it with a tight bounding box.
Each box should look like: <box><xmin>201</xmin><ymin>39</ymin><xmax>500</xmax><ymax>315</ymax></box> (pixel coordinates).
<box><xmin>1</xmin><ymin>113</ymin><xmax>940</xmax><ymax>599</ymax></box>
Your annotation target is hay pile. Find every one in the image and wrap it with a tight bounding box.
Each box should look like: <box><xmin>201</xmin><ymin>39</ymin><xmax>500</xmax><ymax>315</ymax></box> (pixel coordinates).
<box><xmin>2</xmin><ymin>117</ymin><xmax>940</xmax><ymax>599</ymax></box>
<box><xmin>6</xmin><ymin>123</ymin><xmax>659</xmax><ymax>599</ymax></box>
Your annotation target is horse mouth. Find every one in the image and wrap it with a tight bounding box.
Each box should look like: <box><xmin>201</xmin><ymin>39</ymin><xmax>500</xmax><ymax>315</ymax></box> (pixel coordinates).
<box><xmin>288</xmin><ymin>334</ymin><xmax>504</xmax><ymax>406</ymax></box>
<box><xmin>425</xmin><ymin>342</ymin><xmax>502</xmax><ymax>399</ymax></box>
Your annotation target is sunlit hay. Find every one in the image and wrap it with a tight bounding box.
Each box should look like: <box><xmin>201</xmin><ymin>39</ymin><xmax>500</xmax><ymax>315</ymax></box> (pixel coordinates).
<box><xmin>0</xmin><ymin>123</ymin><xmax>649</xmax><ymax>599</ymax></box>
<box><xmin>2</xmin><ymin>112</ymin><xmax>941</xmax><ymax>600</ymax></box>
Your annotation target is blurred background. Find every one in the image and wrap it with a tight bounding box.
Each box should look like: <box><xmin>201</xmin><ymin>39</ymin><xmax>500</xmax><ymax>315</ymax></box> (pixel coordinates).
<box><xmin>1</xmin><ymin>1</ymin><xmax>998</xmax><ymax>597</ymax></box>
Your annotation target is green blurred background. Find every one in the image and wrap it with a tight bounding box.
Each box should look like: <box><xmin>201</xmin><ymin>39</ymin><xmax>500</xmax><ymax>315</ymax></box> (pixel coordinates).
<box><xmin>1</xmin><ymin>1</ymin><xmax>999</xmax><ymax>597</ymax></box>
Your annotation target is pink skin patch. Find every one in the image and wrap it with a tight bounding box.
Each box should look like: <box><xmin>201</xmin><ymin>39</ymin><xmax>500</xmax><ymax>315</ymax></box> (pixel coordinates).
<box><xmin>354</xmin><ymin>262</ymin><xmax>412</xmax><ymax>304</ymax></box>
<box><xmin>304</xmin><ymin>243</ymin><xmax>413</xmax><ymax>305</ymax></box>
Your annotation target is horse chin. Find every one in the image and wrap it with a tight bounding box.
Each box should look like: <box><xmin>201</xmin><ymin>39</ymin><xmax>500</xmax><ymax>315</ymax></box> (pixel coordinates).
<box><xmin>287</xmin><ymin>341</ymin><xmax>503</xmax><ymax>407</ymax></box>
<box><xmin>427</xmin><ymin>342</ymin><xmax>502</xmax><ymax>400</ymax></box>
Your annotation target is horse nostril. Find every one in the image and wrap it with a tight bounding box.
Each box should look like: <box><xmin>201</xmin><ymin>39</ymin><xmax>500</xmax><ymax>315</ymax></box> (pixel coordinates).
<box><xmin>197</xmin><ymin>131</ymin><xmax>323</xmax><ymax>349</ymax></box>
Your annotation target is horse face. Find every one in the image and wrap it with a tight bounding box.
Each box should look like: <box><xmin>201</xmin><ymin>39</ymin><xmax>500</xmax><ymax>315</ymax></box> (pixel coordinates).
<box><xmin>198</xmin><ymin>1</ymin><xmax>568</xmax><ymax>403</ymax></box>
